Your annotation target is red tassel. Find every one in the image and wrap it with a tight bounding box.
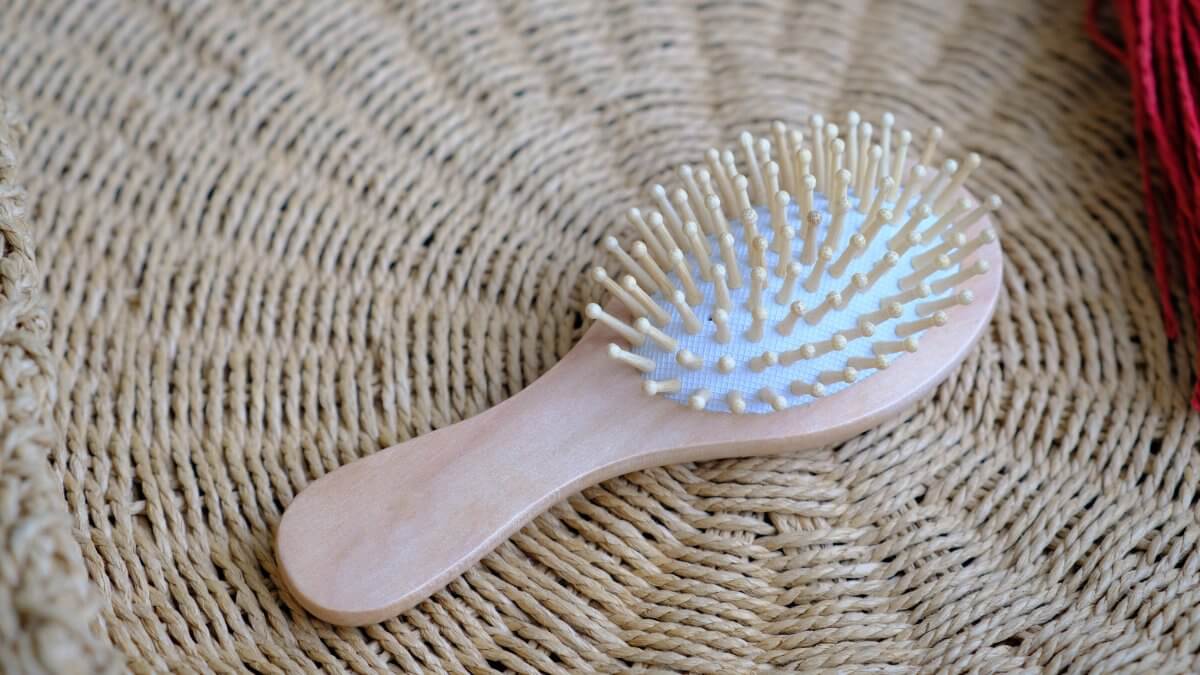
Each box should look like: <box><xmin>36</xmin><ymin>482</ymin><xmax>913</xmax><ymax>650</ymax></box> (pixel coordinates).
<box><xmin>1088</xmin><ymin>0</ymin><xmax>1200</xmax><ymax>409</ymax></box>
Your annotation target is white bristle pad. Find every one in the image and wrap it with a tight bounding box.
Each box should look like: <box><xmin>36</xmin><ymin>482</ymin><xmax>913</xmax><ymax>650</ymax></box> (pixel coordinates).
<box><xmin>629</xmin><ymin>190</ymin><xmax>955</xmax><ymax>414</ymax></box>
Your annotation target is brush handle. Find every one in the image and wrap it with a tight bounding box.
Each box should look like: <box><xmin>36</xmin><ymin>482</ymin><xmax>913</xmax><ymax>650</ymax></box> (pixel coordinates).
<box><xmin>275</xmin><ymin>330</ymin><xmax>687</xmax><ymax>626</ymax></box>
<box><xmin>274</xmin><ymin>320</ymin><xmax>824</xmax><ymax>626</ymax></box>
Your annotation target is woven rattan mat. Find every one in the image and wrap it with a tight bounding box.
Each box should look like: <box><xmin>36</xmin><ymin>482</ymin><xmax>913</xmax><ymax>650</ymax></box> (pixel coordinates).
<box><xmin>3</xmin><ymin>0</ymin><xmax>1200</xmax><ymax>672</ymax></box>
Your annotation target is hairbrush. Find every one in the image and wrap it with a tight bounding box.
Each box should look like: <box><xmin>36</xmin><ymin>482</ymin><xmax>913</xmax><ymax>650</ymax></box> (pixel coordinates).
<box><xmin>277</xmin><ymin>111</ymin><xmax>1003</xmax><ymax>625</ymax></box>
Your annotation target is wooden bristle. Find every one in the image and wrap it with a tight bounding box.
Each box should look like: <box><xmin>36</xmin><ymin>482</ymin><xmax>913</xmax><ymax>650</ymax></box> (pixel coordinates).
<box><xmin>758</xmin><ymin>387</ymin><xmax>788</xmax><ymax>411</ymax></box>
<box><xmin>804</xmin><ymin>291</ymin><xmax>844</xmax><ymax>325</ymax></box>
<box><xmin>707</xmin><ymin>150</ymin><xmax>736</xmax><ymax>214</ymax></box>
<box><xmin>607</xmin><ymin>343</ymin><xmax>655</xmax><ymax>372</ymax></box>
<box><xmin>774</xmin><ymin>226</ymin><xmax>794</xmax><ymax>275</ymax></box>
<box><xmin>811</xmin><ymin>114</ymin><xmax>826</xmax><ymax>192</ymax></box>
<box><xmin>740</xmin><ymin>131</ymin><xmax>766</xmax><ymax>202</ymax></box>
<box><xmin>800</xmin><ymin>173</ymin><xmax>816</xmax><ymax>218</ymax></box>
<box><xmin>840</xmin><ymin>273</ymin><xmax>870</xmax><ymax>304</ymax></box>
<box><xmin>933</xmin><ymin>153</ymin><xmax>980</xmax><ymax>215</ymax></box>
<box><xmin>587</xmin><ymin>303</ymin><xmax>642</xmax><ymax>345</ymax></box>
<box><xmin>707</xmin><ymin>194</ymin><xmax>731</xmax><ymax>237</ymax></box>
<box><xmin>769</xmin><ymin>191</ymin><xmax>789</xmax><ymax>250</ymax></box>
<box><xmin>780</xmin><ymin>343</ymin><xmax>816</xmax><ymax>365</ymax></box>
<box><xmin>776</xmin><ymin>301</ymin><xmax>805</xmax><ymax>336</ymax></box>
<box><xmin>788</xmin><ymin>130</ymin><xmax>805</xmax><ymax>192</ymax></box>
<box><xmin>947</xmin><ymin>228</ymin><xmax>998</xmax><ymax>265</ymax></box>
<box><xmin>917</xmin><ymin>289</ymin><xmax>974</xmax><ymax>316</ymax></box>
<box><xmin>946</xmin><ymin>195</ymin><xmax>1002</xmax><ymax>239</ymax></box>
<box><xmin>673</xmin><ymin>189</ymin><xmax>701</xmax><ymax>240</ymax></box>
<box><xmin>750</xmin><ymin>236</ymin><xmax>768</xmax><ymax>270</ymax></box>
<box><xmin>858</xmin><ymin>145</ymin><xmax>882</xmax><ymax>212</ymax></box>
<box><xmin>628</xmin><ymin>208</ymin><xmax>670</xmax><ymax>266</ymax></box>
<box><xmin>670</xmin><ymin>249</ymin><xmax>702</xmax><ymax>306</ymax></box>
<box><xmin>930</xmin><ymin>260</ymin><xmax>989</xmax><ymax>294</ymax></box>
<box><xmin>632</xmin><ymin>240</ymin><xmax>675</xmax><ymax>296</ymax></box>
<box><xmin>880</xmin><ymin>281</ymin><xmax>932</xmax><ymax>307</ymax></box>
<box><xmin>712</xmin><ymin>308</ymin><xmax>732</xmax><ymax>343</ymax></box>
<box><xmin>860</xmin><ymin>301</ymin><xmax>904</xmax><ymax>326</ymax></box>
<box><xmin>675</xmin><ymin>349</ymin><xmax>703</xmax><ymax>370</ymax></box>
<box><xmin>747</xmin><ymin>267</ymin><xmax>767</xmax><ymax>313</ymax></box>
<box><xmin>668</xmin><ymin>290</ymin><xmax>701</xmax><ymax>334</ymax></box>
<box><xmin>745</xmin><ymin>307</ymin><xmax>767</xmax><ymax>341</ymax></box>
<box><xmin>801</xmin><ymin>210</ymin><xmax>821</xmax><ymax>265</ymax></box>
<box><xmin>774</xmin><ymin>121</ymin><xmax>795</xmax><ymax>193</ymax></box>
<box><xmin>898</xmin><ymin>254</ymin><xmax>952</xmax><ymax>290</ymax></box>
<box><xmin>920</xmin><ymin>125</ymin><xmax>943</xmax><ymax>167</ymax></box>
<box><xmin>789</xmin><ymin>380</ymin><xmax>827</xmax><ymax>397</ymax></box>
<box><xmin>764</xmin><ymin>160</ymin><xmax>780</xmax><ymax>200</ymax></box>
<box><xmin>888</xmin><ymin>204</ymin><xmax>933</xmax><ymax>252</ymax></box>
<box><xmin>604</xmin><ymin>236</ymin><xmax>655</xmax><ymax>292</ymax></box>
<box><xmin>652</xmin><ymin>185</ymin><xmax>685</xmax><ymax>243</ymax></box>
<box><xmin>893</xmin><ymin>164</ymin><xmax>928</xmax><ymax>218</ymax></box>
<box><xmin>857</xmin><ymin>122</ymin><xmax>873</xmax><ymax>195</ymax></box>
<box><xmin>776</xmin><ymin>262</ymin><xmax>802</xmax><ymax>304</ymax></box>
<box><xmin>915</xmin><ymin>159</ymin><xmax>957</xmax><ymax>215</ymax></box>
<box><xmin>861</xmin><ymin>201</ymin><xmax>893</xmax><ymax>249</ymax></box>
<box><xmin>830</xmin><ymin>138</ymin><xmax>845</xmax><ymax>182</ymax></box>
<box><xmin>848</xmin><ymin>354</ymin><xmax>890</xmax><ymax>371</ymax></box>
<box><xmin>742</xmin><ymin>206</ymin><xmax>761</xmax><ymax>244</ymax></box>
<box><xmin>846</xmin><ymin>111</ymin><xmax>861</xmax><ymax>183</ymax></box>
<box><xmin>843</xmin><ymin>319</ymin><xmax>876</xmax><ymax>341</ymax></box>
<box><xmin>818</xmin><ymin>366</ymin><xmax>859</xmax><ymax>385</ymax></box>
<box><xmin>749</xmin><ymin>351</ymin><xmax>778</xmax><ymax>372</ymax></box>
<box><xmin>913</xmin><ymin>232</ymin><xmax>968</xmax><ymax>270</ymax></box>
<box><xmin>678</xmin><ymin>164</ymin><xmax>711</xmax><ymax>233</ymax></box>
<box><xmin>712</xmin><ymin>264</ymin><xmax>732</xmax><ymax>311</ymax></box>
<box><xmin>829</xmin><ymin>233</ymin><xmax>866</xmax><ymax>278</ymax></box>
<box><xmin>894</xmin><ymin>311</ymin><xmax>948</xmax><ymax>337</ymax></box>
<box><xmin>684</xmin><ymin>221</ymin><xmax>714</xmax><ymax>281</ymax></box>
<box><xmin>620</xmin><ymin>275</ymin><xmax>670</xmax><ymax>326</ymax></box>
<box><xmin>634</xmin><ymin>317</ymin><xmax>677</xmax><ymax>351</ymax></box>
<box><xmin>591</xmin><ymin>266</ymin><xmax>642</xmax><ymax>318</ymax></box>
<box><xmin>874</xmin><ymin>335</ymin><xmax>920</xmax><ymax>355</ymax></box>
<box><xmin>726</xmin><ymin>390</ymin><xmax>746</xmax><ymax>414</ymax></box>
<box><xmin>865</xmin><ymin>251</ymin><xmax>901</xmax><ymax>290</ymax></box>
<box><xmin>805</xmin><ymin>246</ymin><xmax>834</xmax><ymax>292</ymax></box>
<box><xmin>824</xmin><ymin>124</ymin><xmax>839</xmax><ymax>181</ymax></box>
<box><xmin>889</xmin><ymin>130</ymin><xmax>912</xmax><ymax>198</ymax></box>
<box><xmin>919</xmin><ymin>198</ymin><xmax>971</xmax><ymax>242</ymax></box>
<box><xmin>734</xmin><ymin>175</ymin><xmax>753</xmax><ymax>215</ymax></box>
<box><xmin>643</xmin><ymin>378</ymin><xmax>681</xmax><ymax>396</ymax></box>
<box><xmin>718</xmin><ymin>233</ymin><xmax>741</xmax><ymax>289</ymax></box>
<box><xmin>880</xmin><ymin>113</ymin><xmax>894</xmax><ymax>187</ymax></box>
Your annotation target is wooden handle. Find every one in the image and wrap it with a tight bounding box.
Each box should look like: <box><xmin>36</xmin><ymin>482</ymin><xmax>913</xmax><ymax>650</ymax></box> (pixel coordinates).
<box><xmin>275</xmin><ymin>337</ymin><xmax>667</xmax><ymax>626</ymax></box>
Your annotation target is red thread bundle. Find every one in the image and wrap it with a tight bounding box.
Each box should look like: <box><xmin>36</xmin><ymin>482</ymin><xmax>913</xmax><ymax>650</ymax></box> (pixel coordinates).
<box><xmin>1088</xmin><ymin>0</ymin><xmax>1200</xmax><ymax>409</ymax></box>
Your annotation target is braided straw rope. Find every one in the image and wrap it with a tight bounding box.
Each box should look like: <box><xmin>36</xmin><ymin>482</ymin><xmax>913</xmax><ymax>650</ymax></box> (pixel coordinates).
<box><xmin>2</xmin><ymin>0</ymin><xmax>1199</xmax><ymax>671</ymax></box>
<box><xmin>0</xmin><ymin>103</ymin><xmax>121</xmax><ymax>671</ymax></box>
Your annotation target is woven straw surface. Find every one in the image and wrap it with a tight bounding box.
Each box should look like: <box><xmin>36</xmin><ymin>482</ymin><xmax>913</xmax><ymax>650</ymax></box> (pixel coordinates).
<box><xmin>3</xmin><ymin>0</ymin><xmax>1200</xmax><ymax>672</ymax></box>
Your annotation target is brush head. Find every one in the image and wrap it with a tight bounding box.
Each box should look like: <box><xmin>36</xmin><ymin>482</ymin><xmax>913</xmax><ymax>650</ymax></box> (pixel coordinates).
<box><xmin>594</xmin><ymin>111</ymin><xmax>1000</xmax><ymax>414</ymax></box>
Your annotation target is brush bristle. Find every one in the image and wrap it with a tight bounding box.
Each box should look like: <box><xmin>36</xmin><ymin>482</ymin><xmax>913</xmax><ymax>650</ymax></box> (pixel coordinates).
<box><xmin>593</xmin><ymin>111</ymin><xmax>1000</xmax><ymax>414</ymax></box>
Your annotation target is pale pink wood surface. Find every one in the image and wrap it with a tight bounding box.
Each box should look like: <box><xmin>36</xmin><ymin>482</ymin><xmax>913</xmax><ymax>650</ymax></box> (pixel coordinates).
<box><xmin>277</xmin><ymin>229</ymin><xmax>1002</xmax><ymax>627</ymax></box>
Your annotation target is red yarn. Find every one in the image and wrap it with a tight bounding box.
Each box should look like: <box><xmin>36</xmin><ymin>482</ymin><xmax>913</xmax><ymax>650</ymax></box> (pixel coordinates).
<box><xmin>1088</xmin><ymin>0</ymin><xmax>1200</xmax><ymax>409</ymax></box>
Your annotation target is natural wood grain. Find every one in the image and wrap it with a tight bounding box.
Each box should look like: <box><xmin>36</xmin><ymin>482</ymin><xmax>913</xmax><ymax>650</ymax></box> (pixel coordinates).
<box><xmin>277</xmin><ymin>219</ymin><xmax>1002</xmax><ymax>628</ymax></box>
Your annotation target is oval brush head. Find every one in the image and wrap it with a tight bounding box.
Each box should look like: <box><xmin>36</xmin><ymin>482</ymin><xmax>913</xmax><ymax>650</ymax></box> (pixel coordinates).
<box><xmin>591</xmin><ymin>112</ymin><xmax>999</xmax><ymax>414</ymax></box>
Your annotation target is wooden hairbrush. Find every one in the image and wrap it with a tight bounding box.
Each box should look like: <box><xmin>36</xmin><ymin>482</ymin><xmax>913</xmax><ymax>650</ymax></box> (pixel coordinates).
<box><xmin>276</xmin><ymin>111</ymin><xmax>1004</xmax><ymax>626</ymax></box>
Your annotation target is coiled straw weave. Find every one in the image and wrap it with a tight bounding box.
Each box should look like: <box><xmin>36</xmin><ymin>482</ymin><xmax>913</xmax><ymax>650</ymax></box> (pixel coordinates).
<box><xmin>2</xmin><ymin>0</ymin><xmax>1199</xmax><ymax>672</ymax></box>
